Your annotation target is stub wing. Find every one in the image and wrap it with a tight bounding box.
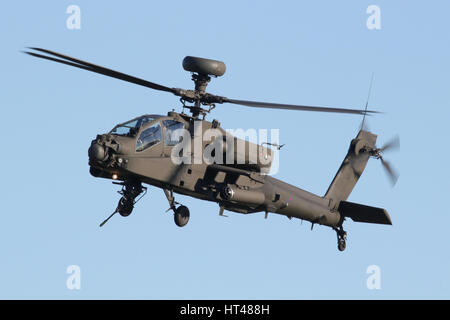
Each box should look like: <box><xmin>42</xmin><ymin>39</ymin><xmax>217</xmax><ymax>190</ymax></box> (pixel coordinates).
<box><xmin>338</xmin><ymin>201</ymin><xmax>392</xmax><ymax>225</ymax></box>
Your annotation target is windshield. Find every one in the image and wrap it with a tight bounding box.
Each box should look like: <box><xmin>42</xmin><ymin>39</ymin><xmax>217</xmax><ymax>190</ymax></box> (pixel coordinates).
<box><xmin>110</xmin><ymin>116</ymin><xmax>154</xmax><ymax>136</ymax></box>
<box><xmin>136</xmin><ymin>122</ymin><xmax>162</xmax><ymax>152</ymax></box>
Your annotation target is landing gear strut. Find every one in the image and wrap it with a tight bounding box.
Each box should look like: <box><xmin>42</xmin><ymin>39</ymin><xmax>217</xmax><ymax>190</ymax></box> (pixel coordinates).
<box><xmin>164</xmin><ymin>188</ymin><xmax>190</xmax><ymax>227</ymax></box>
<box><xmin>99</xmin><ymin>180</ymin><xmax>147</xmax><ymax>227</ymax></box>
<box><xmin>334</xmin><ymin>226</ymin><xmax>347</xmax><ymax>252</ymax></box>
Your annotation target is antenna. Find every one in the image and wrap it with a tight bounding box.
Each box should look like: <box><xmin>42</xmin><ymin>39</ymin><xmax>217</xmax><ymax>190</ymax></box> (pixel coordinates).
<box><xmin>361</xmin><ymin>73</ymin><xmax>374</xmax><ymax>131</ymax></box>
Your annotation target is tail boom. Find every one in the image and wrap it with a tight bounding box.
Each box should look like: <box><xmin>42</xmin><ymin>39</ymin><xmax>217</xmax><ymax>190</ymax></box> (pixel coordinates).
<box><xmin>325</xmin><ymin>130</ymin><xmax>377</xmax><ymax>209</ymax></box>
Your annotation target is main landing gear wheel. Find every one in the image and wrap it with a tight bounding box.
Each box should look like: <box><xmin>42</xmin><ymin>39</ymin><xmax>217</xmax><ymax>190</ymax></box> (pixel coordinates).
<box><xmin>174</xmin><ymin>205</ymin><xmax>190</xmax><ymax>227</ymax></box>
<box><xmin>334</xmin><ymin>226</ymin><xmax>347</xmax><ymax>252</ymax></box>
<box><xmin>163</xmin><ymin>188</ymin><xmax>190</xmax><ymax>228</ymax></box>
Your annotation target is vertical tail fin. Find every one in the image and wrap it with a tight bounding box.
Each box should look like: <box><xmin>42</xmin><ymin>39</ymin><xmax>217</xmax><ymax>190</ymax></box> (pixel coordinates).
<box><xmin>325</xmin><ymin>130</ymin><xmax>377</xmax><ymax>209</ymax></box>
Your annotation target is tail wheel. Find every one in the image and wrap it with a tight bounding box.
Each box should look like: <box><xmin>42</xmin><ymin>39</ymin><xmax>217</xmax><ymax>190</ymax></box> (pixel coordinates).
<box><xmin>338</xmin><ymin>239</ymin><xmax>346</xmax><ymax>252</ymax></box>
<box><xmin>174</xmin><ymin>205</ymin><xmax>190</xmax><ymax>227</ymax></box>
<box><xmin>334</xmin><ymin>226</ymin><xmax>347</xmax><ymax>252</ymax></box>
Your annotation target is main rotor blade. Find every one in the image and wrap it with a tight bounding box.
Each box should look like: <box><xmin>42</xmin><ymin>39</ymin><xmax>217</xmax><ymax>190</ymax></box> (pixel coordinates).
<box><xmin>360</xmin><ymin>119</ymin><xmax>370</xmax><ymax>132</ymax></box>
<box><xmin>380</xmin><ymin>157</ymin><xmax>399</xmax><ymax>186</ymax></box>
<box><xmin>24</xmin><ymin>47</ymin><xmax>177</xmax><ymax>94</ymax></box>
<box><xmin>380</xmin><ymin>135</ymin><xmax>400</xmax><ymax>153</ymax></box>
<box><xmin>224</xmin><ymin>98</ymin><xmax>380</xmax><ymax>115</ymax></box>
<box><xmin>25</xmin><ymin>48</ymin><xmax>383</xmax><ymax>116</ymax></box>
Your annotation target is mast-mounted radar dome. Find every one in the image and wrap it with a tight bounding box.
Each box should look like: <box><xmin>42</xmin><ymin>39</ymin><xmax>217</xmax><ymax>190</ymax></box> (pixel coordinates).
<box><xmin>182</xmin><ymin>56</ymin><xmax>226</xmax><ymax>77</ymax></box>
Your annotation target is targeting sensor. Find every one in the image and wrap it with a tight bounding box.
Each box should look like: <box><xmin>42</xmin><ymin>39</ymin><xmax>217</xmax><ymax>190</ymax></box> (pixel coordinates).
<box><xmin>182</xmin><ymin>56</ymin><xmax>226</xmax><ymax>77</ymax></box>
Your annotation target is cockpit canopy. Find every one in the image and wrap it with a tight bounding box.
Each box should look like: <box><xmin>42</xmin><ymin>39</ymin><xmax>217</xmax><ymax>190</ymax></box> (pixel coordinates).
<box><xmin>109</xmin><ymin>114</ymin><xmax>186</xmax><ymax>153</ymax></box>
<box><xmin>109</xmin><ymin>115</ymin><xmax>157</xmax><ymax>137</ymax></box>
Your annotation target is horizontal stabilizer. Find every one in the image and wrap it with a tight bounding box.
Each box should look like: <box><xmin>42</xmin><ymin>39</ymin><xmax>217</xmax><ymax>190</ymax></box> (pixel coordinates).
<box><xmin>338</xmin><ymin>201</ymin><xmax>392</xmax><ymax>225</ymax></box>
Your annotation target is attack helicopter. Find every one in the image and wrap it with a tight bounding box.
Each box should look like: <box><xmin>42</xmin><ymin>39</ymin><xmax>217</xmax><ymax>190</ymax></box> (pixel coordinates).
<box><xmin>25</xmin><ymin>47</ymin><xmax>399</xmax><ymax>251</ymax></box>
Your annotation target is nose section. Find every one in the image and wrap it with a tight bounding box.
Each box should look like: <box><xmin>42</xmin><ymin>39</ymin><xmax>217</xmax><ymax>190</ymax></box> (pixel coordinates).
<box><xmin>89</xmin><ymin>141</ymin><xmax>109</xmax><ymax>162</ymax></box>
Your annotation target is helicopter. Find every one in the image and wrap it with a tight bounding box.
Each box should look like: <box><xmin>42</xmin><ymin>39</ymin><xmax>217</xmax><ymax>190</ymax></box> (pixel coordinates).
<box><xmin>25</xmin><ymin>47</ymin><xmax>399</xmax><ymax>251</ymax></box>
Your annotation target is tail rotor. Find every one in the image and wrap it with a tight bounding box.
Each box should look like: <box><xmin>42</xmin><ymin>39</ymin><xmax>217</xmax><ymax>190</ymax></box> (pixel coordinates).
<box><xmin>357</xmin><ymin>73</ymin><xmax>400</xmax><ymax>186</ymax></box>
<box><xmin>369</xmin><ymin>135</ymin><xmax>400</xmax><ymax>186</ymax></box>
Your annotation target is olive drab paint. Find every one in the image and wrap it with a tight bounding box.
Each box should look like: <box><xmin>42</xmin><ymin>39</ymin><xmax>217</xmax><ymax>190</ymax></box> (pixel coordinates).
<box><xmin>25</xmin><ymin>48</ymin><xmax>397</xmax><ymax>252</ymax></box>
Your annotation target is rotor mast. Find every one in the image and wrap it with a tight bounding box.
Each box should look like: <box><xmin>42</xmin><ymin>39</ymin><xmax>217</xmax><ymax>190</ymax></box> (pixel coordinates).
<box><xmin>182</xmin><ymin>56</ymin><xmax>226</xmax><ymax>118</ymax></box>
<box><xmin>190</xmin><ymin>73</ymin><xmax>211</xmax><ymax>118</ymax></box>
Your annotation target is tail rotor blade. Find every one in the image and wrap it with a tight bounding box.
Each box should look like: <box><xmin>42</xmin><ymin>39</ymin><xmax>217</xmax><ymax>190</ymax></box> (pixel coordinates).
<box><xmin>380</xmin><ymin>157</ymin><xmax>399</xmax><ymax>186</ymax></box>
<box><xmin>381</xmin><ymin>135</ymin><xmax>400</xmax><ymax>153</ymax></box>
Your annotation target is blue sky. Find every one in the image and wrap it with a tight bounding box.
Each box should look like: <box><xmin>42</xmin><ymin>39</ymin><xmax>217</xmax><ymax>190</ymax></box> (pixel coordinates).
<box><xmin>0</xmin><ymin>1</ymin><xmax>449</xmax><ymax>299</ymax></box>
